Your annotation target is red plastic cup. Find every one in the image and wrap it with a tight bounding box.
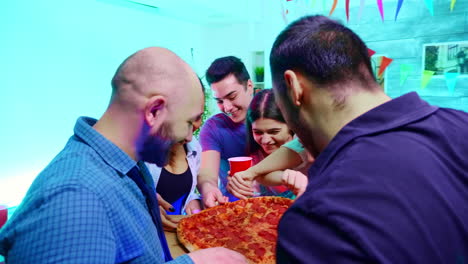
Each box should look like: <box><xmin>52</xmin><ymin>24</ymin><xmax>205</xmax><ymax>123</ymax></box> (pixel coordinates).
<box><xmin>0</xmin><ymin>205</ymin><xmax>7</xmax><ymax>229</ymax></box>
<box><xmin>228</xmin><ymin>156</ymin><xmax>253</xmax><ymax>176</ymax></box>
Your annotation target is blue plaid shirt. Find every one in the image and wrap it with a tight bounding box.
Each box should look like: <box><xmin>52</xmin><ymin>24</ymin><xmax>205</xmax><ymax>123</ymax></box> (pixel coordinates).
<box><xmin>0</xmin><ymin>117</ymin><xmax>193</xmax><ymax>264</ymax></box>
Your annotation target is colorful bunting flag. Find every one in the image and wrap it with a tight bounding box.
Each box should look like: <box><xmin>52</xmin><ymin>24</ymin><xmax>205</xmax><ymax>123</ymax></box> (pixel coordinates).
<box><xmin>281</xmin><ymin>0</ymin><xmax>288</xmax><ymax>24</ymax></box>
<box><xmin>346</xmin><ymin>0</ymin><xmax>350</xmax><ymax>22</ymax></box>
<box><xmin>400</xmin><ymin>64</ymin><xmax>413</xmax><ymax>86</ymax></box>
<box><xmin>377</xmin><ymin>0</ymin><xmax>384</xmax><ymax>21</ymax></box>
<box><xmin>358</xmin><ymin>0</ymin><xmax>366</xmax><ymax>22</ymax></box>
<box><xmin>395</xmin><ymin>0</ymin><xmax>404</xmax><ymax>21</ymax></box>
<box><xmin>368</xmin><ymin>48</ymin><xmax>376</xmax><ymax>57</ymax></box>
<box><xmin>450</xmin><ymin>0</ymin><xmax>457</xmax><ymax>11</ymax></box>
<box><xmin>421</xmin><ymin>70</ymin><xmax>435</xmax><ymax>89</ymax></box>
<box><xmin>444</xmin><ymin>72</ymin><xmax>459</xmax><ymax>95</ymax></box>
<box><xmin>329</xmin><ymin>0</ymin><xmax>338</xmax><ymax>16</ymax></box>
<box><xmin>378</xmin><ymin>56</ymin><xmax>393</xmax><ymax>77</ymax></box>
<box><xmin>424</xmin><ymin>0</ymin><xmax>434</xmax><ymax>16</ymax></box>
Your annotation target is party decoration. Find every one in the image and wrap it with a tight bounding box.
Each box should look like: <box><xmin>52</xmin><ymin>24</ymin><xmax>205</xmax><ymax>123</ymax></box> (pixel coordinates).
<box><xmin>346</xmin><ymin>0</ymin><xmax>350</xmax><ymax>22</ymax></box>
<box><xmin>281</xmin><ymin>0</ymin><xmax>288</xmax><ymax>24</ymax></box>
<box><xmin>378</xmin><ymin>56</ymin><xmax>393</xmax><ymax>77</ymax></box>
<box><xmin>368</xmin><ymin>48</ymin><xmax>376</xmax><ymax>57</ymax></box>
<box><xmin>329</xmin><ymin>0</ymin><xmax>338</xmax><ymax>16</ymax></box>
<box><xmin>399</xmin><ymin>64</ymin><xmax>413</xmax><ymax>86</ymax></box>
<box><xmin>377</xmin><ymin>0</ymin><xmax>384</xmax><ymax>21</ymax></box>
<box><xmin>421</xmin><ymin>70</ymin><xmax>435</xmax><ymax>89</ymax></box>
<box><xmin>358</xmin><ymin>0</ymin><xmax>366</xmax><ymax>22</ymax></box>
<box><xmin>394</xmin><ymin>0</ymin><xmax>404</xmax><ymax>21</ymax></box>
<box><xmin>444</xmin><ymin>72</ymin><xmax>459</xmax><ymax>95</ymax></box>
<box><xmin>424</xmin><ymin>0</ymin><xmax>434</xmax><ymax>16</ymax></box>
<box><xmin>450</xmin><ymin>0</ymin><xmax>457</xmax><ymax>11</ymax></box>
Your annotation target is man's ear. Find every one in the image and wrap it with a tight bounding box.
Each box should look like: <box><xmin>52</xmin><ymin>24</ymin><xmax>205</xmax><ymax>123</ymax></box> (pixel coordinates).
<box><xmin>145</xmin><ymin>95</ymin><xmax>166</xmax><ymax>126</ymax></box>
<box><xmin>246</xmin><ymin>79</ymin><xmax>254</xmax><ymax>96</ymax></box>
<box><xmin>284</xmin><ymin>70</ymin><xmax>303</xmax><ymax>107</ymax></box>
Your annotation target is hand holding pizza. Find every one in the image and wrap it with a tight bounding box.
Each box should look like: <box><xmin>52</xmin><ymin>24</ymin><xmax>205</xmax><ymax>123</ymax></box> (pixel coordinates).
<box><xmin>188</xmin><ymin>247</ymin><xmax>248</xmax><ymax>264</ymax></box>
<box><xmin>157</xmin><ymin>193</ymin><xmax>179</xmax><ymax>231</ymax></box>
<box><xmin>200</xmin><ymin>182</ymin><xmax>229</xmax><ymax>208</ymax></box>
<box><xmin>281</xmin><ymin>169</ymin><xmax>308</xmax><ymax>198</ymax></box>
<box><xmin>228</xmin><ymin>171</ymin><xmax>256</xmax><ymax>199</ymax></box>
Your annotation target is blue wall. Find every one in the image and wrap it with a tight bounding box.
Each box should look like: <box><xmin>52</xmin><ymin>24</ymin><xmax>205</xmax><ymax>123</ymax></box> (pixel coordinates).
<box><xmin>331</xmin><ymin>0</ymin><xmax>468</xmax><ymax>110</ymax></box>
<box><xmin>0</xmin><ymin>0</ymin><xmax>203</xmax><ymax>207</ymax></box>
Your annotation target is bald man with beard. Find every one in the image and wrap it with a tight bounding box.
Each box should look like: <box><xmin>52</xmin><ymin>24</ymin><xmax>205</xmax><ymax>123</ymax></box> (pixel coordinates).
<box><xmin>0</xmin><ymin>47</ymin><xmax>247</xmax><ymax>264</ymax></box>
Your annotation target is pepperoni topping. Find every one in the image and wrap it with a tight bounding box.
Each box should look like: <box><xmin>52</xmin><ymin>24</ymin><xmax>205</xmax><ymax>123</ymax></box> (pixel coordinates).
<box><xmin>207</xmin><ymin>209</ymin><xmax>217</xmax><ymax>216</ymax></box>
<box><xmin>254</xmin><ymin>247</ymin><xmax>266</xmax><ymax>257</ymax></box>
<box><xmin>258</xmin><ymin>230</ymin><xmax>277</xmax><ymax>242</ymax></box>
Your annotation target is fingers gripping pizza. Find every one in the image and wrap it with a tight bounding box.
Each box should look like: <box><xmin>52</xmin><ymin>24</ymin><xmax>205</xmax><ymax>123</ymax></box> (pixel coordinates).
<box><xmin>177</xmin><ymin>196</ymin><xmax>293</xmax><ymax>264</ymax></box>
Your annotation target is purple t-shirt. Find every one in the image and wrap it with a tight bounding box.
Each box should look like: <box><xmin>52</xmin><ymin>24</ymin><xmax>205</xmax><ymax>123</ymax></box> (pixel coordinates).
<box><xmin>277</xmin><ymin>92</ymin><xmax>468</xmax><ymax>263</ymax></box>
<box><xmin>199</xmin><ymin>113</ymin><xmax>247</xmax><ymax>199</ymax></box>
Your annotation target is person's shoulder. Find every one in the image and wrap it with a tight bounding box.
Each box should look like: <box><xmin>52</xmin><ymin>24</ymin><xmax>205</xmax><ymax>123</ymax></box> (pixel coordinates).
<box><xmin>187</xmin><ymin>137</ymin><xmax>202</xmax><ymax>151</ymax></box>
<box><xmin>38</xmin><ymin>141</ymin><xmax>121</xmax><ymax>193</ymax></box>
<box><xmin>203</xmin><ymin>113</ymin><xmax>228</xmax><ymax>125</ymax></box>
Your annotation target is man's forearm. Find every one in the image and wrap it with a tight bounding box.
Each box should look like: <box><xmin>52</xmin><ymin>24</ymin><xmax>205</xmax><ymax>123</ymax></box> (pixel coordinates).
<box><xmin>197</xmin><ymin>168</ymin><xmax>219</xmax><ymax>192</ymax></box>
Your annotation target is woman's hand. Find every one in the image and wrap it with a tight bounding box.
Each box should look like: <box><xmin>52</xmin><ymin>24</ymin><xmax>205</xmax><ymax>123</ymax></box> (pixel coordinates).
<box><xmin>157</xmin><ymin>193</ymin><xmax>179</xmax><ymax>231</ymax></box>
<box><xmin>281</xmin><ymin>169</ymin><xmax>308</xmax><ymax>198</ymax></box>
<box><xmin>185</xmin><ymin>199</ymin><xmax>202</xmax><ymax>215</ymax></box>
<box><xmin>227</xmin><ymin>170</ymin><xmax>256</xmax><ymax>199</ymax></box>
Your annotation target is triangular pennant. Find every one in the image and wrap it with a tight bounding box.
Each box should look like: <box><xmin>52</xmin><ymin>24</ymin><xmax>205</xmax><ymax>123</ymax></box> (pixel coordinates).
<box><xmin>281</xmin><ymin>0</ymin><xmax>288</xmax><ymax>24</ymax></box>
<box><xmin>377</xmin><ymin>0</ymin><xmax>384</xmax><ymax>21</ymax></box>
<box><xmin>421</xmin><ymin>70</ymin><xmax>435</xmax><ymax>89</ymax></box>
<box><xmin>444</xmin><ymin>72</ymin><xmax>459</xmax><ymax>95</ymax></box>
<box><xmin>450</xmin><ymin>0</ymin><xmax>457</xmax><ymax>11</ymax></box>
<box><xmin>358</xmin><ymin>0</ymin><xmax>366</xmax><ymax>22</ymax></box>
<box><xmin>400</xmin><ymin>64</ymin><xmax>413</xmax><ymax>86</ymax></box>
<box><xmin>346</xmin><ymin>0</ymin><xmax>350</xmax><ymax>22</ymax></box>
<box><xmin>368</xmin><ymin>48</ymin><xmax>376</xmax><ymax>57</ymax></box>
<box><xmin>378</xmin><ymin>56</ymin><xmax>393</xmax><ymax>77</ymax></box>
<box><xmin>424</xmin><ymin>0</ymin><xmax>434</xmax><ymax>16</ymax></box>
<box><xmin>329</xmin><ymin>0</ymin><xmax>338</xmax><ymax>16</ymax></box>
<box><xmin>395</xmin><ymin>0</ymin><xmax>404</xmax><ymax>21</ymax></box>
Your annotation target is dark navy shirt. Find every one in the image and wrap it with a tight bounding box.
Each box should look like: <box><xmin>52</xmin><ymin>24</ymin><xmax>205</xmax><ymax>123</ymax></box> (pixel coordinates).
<box><xmin>277</xmin><ymin>92</ymin><xmax>468</xmax><ymax>263</ymax></box>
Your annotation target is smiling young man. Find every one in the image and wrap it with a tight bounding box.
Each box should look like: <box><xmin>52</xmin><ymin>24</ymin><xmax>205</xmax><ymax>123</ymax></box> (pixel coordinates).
<box><xmin>198</xmin><ymin>56</ymin><xmax>254</xmax><ymax>207</ymax></box>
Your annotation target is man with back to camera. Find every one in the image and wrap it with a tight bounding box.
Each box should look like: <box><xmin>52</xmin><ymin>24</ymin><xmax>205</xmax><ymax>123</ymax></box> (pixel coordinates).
<box><xmin>197</xmin><ymin>56</ymin><xmax>255</xmax><ymax>207</ymax></box>
<box><xmin>270</xmin><ymin>15</ymin><xmax>468</xmax><ymax>263</ymax></box>
<box><xmin>0</xmin><ymin>47</ymin><xmax>247</xmax><ymax>264</ymax></box>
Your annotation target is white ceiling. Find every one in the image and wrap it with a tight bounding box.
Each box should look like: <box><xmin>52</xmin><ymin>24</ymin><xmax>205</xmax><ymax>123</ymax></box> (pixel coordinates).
<box><xmin>127</xmin><ymin>0</ymin><xmax>263</xmax><ymax>24</ymax></box>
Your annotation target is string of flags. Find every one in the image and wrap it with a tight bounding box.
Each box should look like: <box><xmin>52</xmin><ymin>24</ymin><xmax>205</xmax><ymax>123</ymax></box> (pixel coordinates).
<box><xmin>283</xmin><ymin>0</ymin><xmax>458</xmax><ymax>23</ymax></box>
<box><xmin>367</xmin><ymin>49</ymin><xmax>460</xmax><ymax>95</ymax></box>
<box><xmin>281</xmin><ymin>2</ymin><xmax>462</xmax><ymax>95</ymax></box>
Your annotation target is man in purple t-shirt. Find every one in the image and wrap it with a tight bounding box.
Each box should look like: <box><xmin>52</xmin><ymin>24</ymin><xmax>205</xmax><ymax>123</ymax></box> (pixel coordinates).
<box><xmin>198</xmin><ymin>56</ymin><xmax>254</xmax><ymax>207</ymax></box>
<box><xmin>270</xmin><ymin>15</ymin><xmax>468</xmax><ymax>263</ymax></box>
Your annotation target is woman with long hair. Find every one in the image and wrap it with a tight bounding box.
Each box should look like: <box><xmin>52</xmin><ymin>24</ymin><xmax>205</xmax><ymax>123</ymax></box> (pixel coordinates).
<box><xmin>228</xmin><ymin>89</ymin><xmax>309</xmax><ymax>198</ymax></box>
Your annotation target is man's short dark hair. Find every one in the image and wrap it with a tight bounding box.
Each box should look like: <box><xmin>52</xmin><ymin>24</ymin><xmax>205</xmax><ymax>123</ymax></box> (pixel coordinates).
<box><xmin>270</xmin><ymin>15</ymin><xmax>376</xmax><ymax>100</ymax></box>
<box><xmin>205</xmin><ymin>56</ymin><xmax>251</xmax><ymax>86</ymax></box>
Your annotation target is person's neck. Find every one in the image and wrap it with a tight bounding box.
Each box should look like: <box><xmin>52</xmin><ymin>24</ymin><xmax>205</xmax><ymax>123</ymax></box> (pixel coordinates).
<box><xmin>164</xmin><ymin>143</ymin><xmax>188</xmax><ymax>174</ymax></box>
<box><xmin>308</xmin><ymin>87</ymin><xmax>391</xmax><ymax>150</ymax></box>
<box><xmin>93</xmin><ymin>106</ymin><xmax>140</xmax><ymax>161</ymax></box>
